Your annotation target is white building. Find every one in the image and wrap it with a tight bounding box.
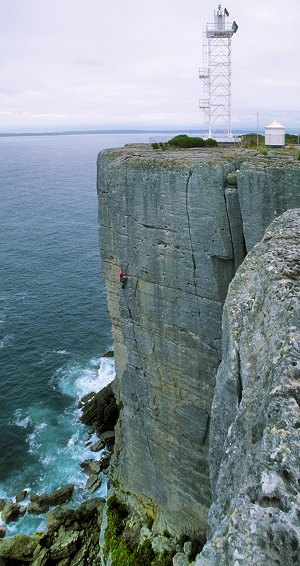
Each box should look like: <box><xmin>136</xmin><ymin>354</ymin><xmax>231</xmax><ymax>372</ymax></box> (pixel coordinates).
<box><xmin>265</xmin><ymin>120</ymin><xmax>285</xmax><ymax>147</ymax></box>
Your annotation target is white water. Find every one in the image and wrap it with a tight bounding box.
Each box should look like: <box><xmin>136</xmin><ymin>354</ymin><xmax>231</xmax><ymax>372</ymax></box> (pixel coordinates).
<box><xmin>0</xmin><ymin>355</ymin><xmax>115</xmax><ymax>537</ymax></box>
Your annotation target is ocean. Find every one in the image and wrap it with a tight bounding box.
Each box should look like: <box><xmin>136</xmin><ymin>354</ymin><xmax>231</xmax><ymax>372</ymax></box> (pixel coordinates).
<box><xmin>0</xmin><ymin>131</ymin><xmax>162</xmax><ymax>536</ymax></box>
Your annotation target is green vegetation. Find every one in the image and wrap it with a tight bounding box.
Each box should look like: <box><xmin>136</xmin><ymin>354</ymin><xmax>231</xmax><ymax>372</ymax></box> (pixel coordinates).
<box><xmin>104</xmin><ymin>496</ymin><xmax>156</xmax><ymax>566</ymax></box>
<box><xmin>297</xmin><ymin>149</ymin><xmax>300</xmax><ymax>160</ymax></box>
<box><xmin>205</xmin><ymin>137</ymin><xmax>218</xmax><ymax>147</ymax></box>
<box><xmin>151</xmin><ymin>134</ymin><xmax>218</xmax><ymax>150</ymax></box>
<box><xmin>103</xmin><ymin>496</ymin><xmax>206</xmax><ymax>565</ymax></box>
<box><xmin>241</xmin><ymin>133</ymin><xmax>265</xmax><ymax>148</ymax></box>
<box><xmin>167</xmin><ymin>134</ymin><xmax>205</xmax><ymax>148</ymax></box>
<box><xmin>254</xmin><ymin>146</ymin><xmax>269</xmax><ymax>156</ymax></box>
<box><xmin>286</xmin><ymin>133</ymin><xmax>299</xmax><ymax>145</ymax></box>
<box><xmin>152</xmin><ymin>549</ymin><xmax>176</xmax><ymax>566</ymax></box>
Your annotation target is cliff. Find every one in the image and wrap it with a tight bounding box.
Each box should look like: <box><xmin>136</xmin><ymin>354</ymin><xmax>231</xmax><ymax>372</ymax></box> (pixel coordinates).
<box><xmin>197</xmin><ymin>209</ymin><xmax>300</xmax><ymax>565</ymax></box>
<box><xmin>97</xmin><ymin>145</ymin><xmax>299</xmax><ymax>537</ymax></box>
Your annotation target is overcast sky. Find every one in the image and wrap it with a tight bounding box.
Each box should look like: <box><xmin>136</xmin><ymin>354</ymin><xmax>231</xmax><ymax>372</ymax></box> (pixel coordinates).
<box><xmin>1</xmin><ymin>0</ymin><xmax>299</xmax><ymax>133</ymax></box>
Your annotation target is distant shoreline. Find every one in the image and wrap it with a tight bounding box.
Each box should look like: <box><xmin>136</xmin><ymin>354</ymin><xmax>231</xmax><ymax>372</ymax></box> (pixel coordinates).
<box><xmin>0</xmin><ymin>128</ymin><xmax>277</xmax><ymax>138</ymax></box>
<box><xmin>0</xmin><ymin>128</ymin><xmax>298</xmax><ymax>139</ymax></box>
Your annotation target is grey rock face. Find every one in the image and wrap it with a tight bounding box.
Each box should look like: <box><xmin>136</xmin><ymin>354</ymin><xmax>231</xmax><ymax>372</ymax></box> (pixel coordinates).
<box><xmin>196</xmin><ymin>209</ymin><xmax>300</xmax><ymax>565</ymax></box>
<box><xmin>97</xmin><ymin>145</ymin><xmax>300</xmax><ymax>535</ymax></box>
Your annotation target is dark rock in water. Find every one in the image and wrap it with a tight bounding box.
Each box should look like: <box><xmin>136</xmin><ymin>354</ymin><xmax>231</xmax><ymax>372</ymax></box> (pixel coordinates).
<box><xmin>77</xmin><ymin>391</ymin><xmax>96</xmax><ymax>410</ymax></box>
<box><xmin>1</xmin><ymin>502</ymin><xmax>21</xmax><ymax>524</ymax></box>
<box><xmin>103</xmin><ymin>350</ymin><xmax>114</xmax><ymax>357</ymax></box>
<box><xmin>80</xmin><ymin>459</ymin><xmax>102</xmax><ymax>475</ymax></box>
<box><xmin>49</xmin><ymin>484</ymin><xmax>74</xmax><ymax>507</ymax></box>
<box><xmin>0</xmin><ymin>499</ymin><xmax>6</xmax><ymax>512</ymax></box>
<box><xmin>79</xmin><ymin>382</ymin><xmax>118</xmax><ymax>437</ymax></box>
<box><xmin>90</xmin><ymin>439</ymin><xmax>105</xmax><ymax>452</ymax></box>
<box><xmin>85</xmin><ymin>474</ymin><xmax>102</xmax><ymax>493</ymax></box>
<box><xmin>15</xmin><ymin>489</ymin><xmax>28</xmax><ymax>503</ymax></box>
<box><xmin>28</xmin><ymin>492</ymin><xmax>50</xmax><ymax>514</ymax></box>
<box><xmin>100</xmin><ymin>430</ymin><xmax>115</xmax><ymax>444</ymax></box>
<box><xmin>0</xmin><ymin>526</ymin><xmax>6</xmax><ymax>538</ymax></box>
<box><xmin>100</xmin><ymin>452</ymin><xmax>111</xmax><ymax>470</ymax></box>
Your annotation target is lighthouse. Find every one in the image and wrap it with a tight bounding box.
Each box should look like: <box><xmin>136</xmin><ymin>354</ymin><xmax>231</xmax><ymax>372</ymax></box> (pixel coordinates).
<box><xmin>199</xmin><ymin>4</ymin><xmax>238</xmax><ymax>139</ymax></box>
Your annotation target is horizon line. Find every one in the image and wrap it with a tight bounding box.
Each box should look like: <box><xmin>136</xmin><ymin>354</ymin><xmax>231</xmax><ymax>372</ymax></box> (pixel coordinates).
<box><xmin>0</xmin><ymin>127</ymin><xmax>292</xmax><ymax>138</ymax></box>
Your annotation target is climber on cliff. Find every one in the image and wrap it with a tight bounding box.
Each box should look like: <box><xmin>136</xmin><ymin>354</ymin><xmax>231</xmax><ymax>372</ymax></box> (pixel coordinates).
<box><xmin>119</xmin><ymin>270</ymin><xmax>128</xmax><ymax>289</ymax></box>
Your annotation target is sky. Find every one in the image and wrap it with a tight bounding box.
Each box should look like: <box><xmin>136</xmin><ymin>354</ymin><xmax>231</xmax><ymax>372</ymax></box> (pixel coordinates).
<box><xmin>1</xmin><ymin>0</ymin><xmax>299</xmax><ymax>133</ymax></box>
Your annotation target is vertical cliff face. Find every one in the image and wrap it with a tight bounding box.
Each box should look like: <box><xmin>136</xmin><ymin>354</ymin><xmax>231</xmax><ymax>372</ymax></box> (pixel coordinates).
<box><xmin>97</xmin><ymin>146</ymin><xmax>299</xmax><ymax>535</ymax></box>
<box><xmin>197</xmin><ymin>209</ymin><xmax>300</xmax><ymax>565</ymax></box>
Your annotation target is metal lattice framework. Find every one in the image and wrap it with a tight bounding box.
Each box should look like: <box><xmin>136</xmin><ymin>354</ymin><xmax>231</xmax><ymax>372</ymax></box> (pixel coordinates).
<box><xmin>199</xmin><ymin>5</ymin><xmax>238</xmax><ymax>138</ymax></box>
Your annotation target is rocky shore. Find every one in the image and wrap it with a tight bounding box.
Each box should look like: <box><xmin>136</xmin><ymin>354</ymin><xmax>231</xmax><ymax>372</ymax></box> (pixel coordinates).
<box><xmin>0</xmin><ymin>378</ymin><xmax>118</xmax><ymax>565</ymax></box>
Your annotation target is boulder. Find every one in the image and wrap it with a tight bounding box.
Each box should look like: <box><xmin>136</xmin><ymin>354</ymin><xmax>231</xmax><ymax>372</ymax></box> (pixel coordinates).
<box><xmin>0</xmin><ymin>532</ymin><xmax>38</xmax><ymax>562</ymax></box>
<box><xmin>49</xmin><ymin>484</ymin><xmax>74</xmax><ymax>507</ymax></box>
<box><xmin>99</xmin><ymin>430</ymin><xmax>115</xmax><ymax>444</ymax></box>
<box><xmin>79</xmin><ymin>382</ymin><xmax>118</xmax><ymax>436</ymax></box>
<box><xmin>103</xmin><ymin>350</ymin><xmax>114</xmax><ymax>357</ymax></box>
<box><xmin>80</xmin><ymin>459</ymin><xmax>102</xmax><ymax>475</ymax></box>
<box><xmin>0</xmin><ymin>498</ymin><xmax>6</xmax><ymax>512</ymax></box>
<box><xmin>16</xmin><ymin>489</ymin><xmax>28</xmax><ymax>503</ymax></box>
<box><xmin>90</xmin><ymin>439</ymin><xmax>105</xmax><ymax>452</ymax></box>
<box><xmin>28</xmin><ymin>493</ymin><xmax>49</xmax><ymax>515</ymax></box>
<box><xmin>75</xmin><ymin>497</ymin><xmax>105</xmax><ymax>522</ymax></box>
<box><xmin>46</xmin><ymin>507</ymin><xmax>76</xmax><ymax>533</ymax></box>
<box><xmin>49</xmin><ymin>529</ymin><xmax>80</xmax><ymax>560</ymax></box>
<box><xmin>77</xmin><ymin>391</ymin><xmax>96</xmax><ymax>409</ymax></box>
<box><xmin>85</xmin><ymin>474</ymin><xmax>102</xmax><ymax>493</ymax></box>
<box><xmin>173</xmin><ymin>553</ymin><xmax>189</xmax><ymax>566</ymax></box>
<box><xmin>0</xmin><ymin>526</ymin><xmax>6</xmax><ymax>538</ymax></box>
<box><xmin>1</xmin><ymin>502</ymin><xmax>21</xmax><ymax>524</ymax></box>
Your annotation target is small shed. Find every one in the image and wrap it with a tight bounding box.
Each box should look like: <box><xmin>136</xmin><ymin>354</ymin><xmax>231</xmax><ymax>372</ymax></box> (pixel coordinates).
<box><xmin>265</xmin><ymin>120</ymin><xmax>285</xmax><ymax>147</ymax></box>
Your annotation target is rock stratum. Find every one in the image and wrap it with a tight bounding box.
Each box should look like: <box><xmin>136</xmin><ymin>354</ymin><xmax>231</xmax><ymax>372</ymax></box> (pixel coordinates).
<box><xmin>97</xmin><ymin>144</ymin><xmax>300</xmax><ymax>545</ymax></box>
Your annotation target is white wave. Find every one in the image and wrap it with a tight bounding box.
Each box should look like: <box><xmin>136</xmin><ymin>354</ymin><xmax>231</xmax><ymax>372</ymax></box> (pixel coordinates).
<box><xmin>14</xmin><ymin>409</ymin><xmax>31</xmax><ymax>429</ymax></box>
<box><xmin>53</xmin><ymin>349</ymin><xmax>70</xmax><ymax>355</ymax></box>
<box><xmin>0</xmin><ymin>335</ymin><xmax>13</xmax><ymax>348</ymax></box>
<box><xmin>57</xmin><ymin>355</ymin><xmax>115</xmax><ymax>401</ymax></box>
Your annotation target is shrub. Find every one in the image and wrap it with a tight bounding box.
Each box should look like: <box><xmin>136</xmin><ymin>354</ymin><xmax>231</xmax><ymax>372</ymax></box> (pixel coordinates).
<box><xmin>167</xmin><ymin>134</ymin><xmax>190</xmax><ymax>147</ymax></box>
<box><xmin>107</xmin><ymin>495</ymin><xmax>128</xmax><ymax>519</ymax></box>
<box><xmin>134</xmin><ymin>540</ymin><xmax>156</xmax><ymax>565</ymax></box>
<box><xmin>168</xmin><ymin>135</ymin><xmax>205</xmax><ymax>148</ymax></box>
<box><xmin>241</xmin><ymin>133</ymin><xmax>265</xmax><ymax>148</ymax></box>
<box><xmin>104</xmin><ymin>497</ymin><xmax>156</xmax><ymax>566</ymax></box>
<box><xmin>153</xmin><ymin>549</ymin><xmax>176</xmax><ymax>566</ymax></box>
<box><xmin>159</xmin><ymin>142</ymin><xmax>168</xmax><ymax>150</ymax></box>
<box><xmin>152</xmin><ymin>142</ymin><xmax>159</xmax><ymax>149</ymax></box>
<box><xmin>254</xmin><ymin>146</ymin><xmax>268</xmax><ymax>156</ymax></box>
<box><xmin>205</xmin><ymin>137</ymin><xmax>218</xmax><ymax>147</ymax></box>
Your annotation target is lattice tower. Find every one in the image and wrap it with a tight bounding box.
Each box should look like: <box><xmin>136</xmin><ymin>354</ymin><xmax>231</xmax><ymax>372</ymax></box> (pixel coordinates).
<box><xmin>199</xmin><ymin>4</ymin><xmax>238</xmax><ymax>138</ymax></box>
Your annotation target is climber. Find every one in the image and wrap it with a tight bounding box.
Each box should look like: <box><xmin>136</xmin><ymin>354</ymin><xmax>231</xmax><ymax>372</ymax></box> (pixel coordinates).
<box><xmin>119</xmin><ymin>270</ymin><xmax>128</xmax><ymax>289</ymax></box>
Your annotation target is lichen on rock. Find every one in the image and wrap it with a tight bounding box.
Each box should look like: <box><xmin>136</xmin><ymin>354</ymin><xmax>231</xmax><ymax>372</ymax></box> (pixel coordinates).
<box><xmin>196</xmin><ymin>209</ymin><xmax>300</xmax><ymax>565</ymax></box>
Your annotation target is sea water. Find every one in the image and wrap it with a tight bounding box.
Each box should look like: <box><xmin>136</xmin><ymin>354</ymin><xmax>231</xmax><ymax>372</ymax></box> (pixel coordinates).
<box><xmin>0</xmin><ymin>131</ymin><xmax>163</xmax><ymax>536</ymax></box>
